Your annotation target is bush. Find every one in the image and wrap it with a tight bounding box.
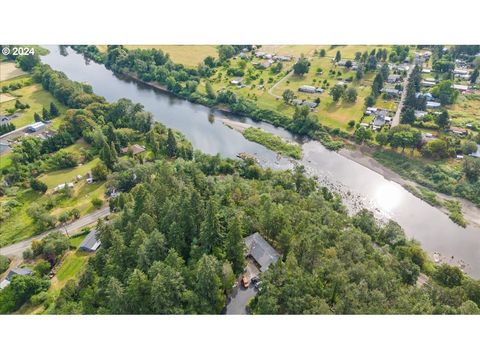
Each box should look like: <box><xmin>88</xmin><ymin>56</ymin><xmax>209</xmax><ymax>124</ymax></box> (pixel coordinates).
<box><xmin>34</xmin><ymin>259</ymin><xmax>51</xmax><ymax>276</ymax></box>
<box><xmin>91</xmin><ymin>197</ymin><xmax>103</xmax><ymax>209</ymax></box>
<box><xmin>30</xmin><ymin>178</ymin><xmax>48</xmax><ymax>193</ymax></box>
<box><xmin>0</xmin><ymin>255</ymin><xmax>11</xmax><ymax>274</ymax></box>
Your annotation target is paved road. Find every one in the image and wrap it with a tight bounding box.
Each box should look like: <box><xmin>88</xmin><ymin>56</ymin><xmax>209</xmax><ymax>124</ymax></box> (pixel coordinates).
<box><xmin>392</xmin><ymin>64</ymin><xmax>415</xmax><ymax>127</ymax></box>
<box><xmin>0</xmin><ymin>207</ymin><xmax>110</xmax><ymax>258</ymax></box>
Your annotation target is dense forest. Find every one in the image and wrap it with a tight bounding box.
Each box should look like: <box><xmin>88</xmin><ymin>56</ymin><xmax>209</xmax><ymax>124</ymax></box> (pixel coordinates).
<box><xmin>49</xmin><ymin>154</ymin><xmax>480</xmax><ymax>314</ymax></box>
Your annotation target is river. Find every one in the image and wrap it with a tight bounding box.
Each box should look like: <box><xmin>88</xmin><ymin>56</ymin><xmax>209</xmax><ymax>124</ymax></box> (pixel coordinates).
<box><xmin>41</xmin><ymin>46</ymin><xmax>480</xmax><ymax>278</ymax></box>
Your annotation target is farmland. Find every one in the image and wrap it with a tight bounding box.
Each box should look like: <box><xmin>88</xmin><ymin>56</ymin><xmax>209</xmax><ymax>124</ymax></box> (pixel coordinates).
<box><xmin>98</xmin><ymin>44</ymin><xmax>218</xmax><ymax>67</ymax></box>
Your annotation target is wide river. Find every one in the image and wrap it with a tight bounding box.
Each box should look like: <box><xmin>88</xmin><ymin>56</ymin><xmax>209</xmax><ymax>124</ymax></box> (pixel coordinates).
<box><xmin>41</xmin><ymin>46</ymin><xmax>480</xmax><ymax>277</ymax></box>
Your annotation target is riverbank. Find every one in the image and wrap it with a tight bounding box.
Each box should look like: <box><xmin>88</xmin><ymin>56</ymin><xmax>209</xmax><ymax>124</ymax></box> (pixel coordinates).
<box><xmin>125</xmin><ymin>70</ymin><xmax>480</xmax><ymax>229</ymax></box>
<box><xmin>339</xmin><ymin>145</ymin><xmax>480</xmax><ymax>229</ymax></box>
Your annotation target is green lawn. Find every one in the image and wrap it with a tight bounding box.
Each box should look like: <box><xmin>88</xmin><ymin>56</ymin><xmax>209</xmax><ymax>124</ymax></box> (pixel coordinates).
<box><xmin>69</xmin><ymin>233</ymin><xmax>87</xmax><ymax>248</ymax></box>
<box><xmin>55</xmin><ymin>251</ymin><xmax>90</xmax><ymax>283</ymax></box>
<box><xmin>0</xmin><ymin>153</ymin><xmax>12</xmax><ymax>170</ymax></box>
<box><xmin>0</xmin><ymin>84</ymin><xmax>66</xmax><ymax>128</ymax></box>
<box><xmin>38</xmin><ymin>157</ymin><xmax>100</xmax><ymax>188</ymax></box>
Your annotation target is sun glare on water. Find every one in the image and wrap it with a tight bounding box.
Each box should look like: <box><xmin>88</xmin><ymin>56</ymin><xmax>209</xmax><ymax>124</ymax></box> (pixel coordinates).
<box><xmin>373</xmin><ymin>182</ymin><xmax>404</xmax><ymax>215</ymax></box>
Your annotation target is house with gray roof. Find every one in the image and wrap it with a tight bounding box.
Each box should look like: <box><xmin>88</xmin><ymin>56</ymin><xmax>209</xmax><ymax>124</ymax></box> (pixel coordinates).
<box><xmin>244</xmin><ymin>232</ymin><xmax>280</xmax><ymax>272</ymax></box>
<box><xmin>6</xmin><ymin>267</ymin><xmax>33</xmax><ymax>281</ymax></box>
<box><xmin>79</xmin><ymin>230</ymin><xmax>101</xmax><ymax>252</ymax></box>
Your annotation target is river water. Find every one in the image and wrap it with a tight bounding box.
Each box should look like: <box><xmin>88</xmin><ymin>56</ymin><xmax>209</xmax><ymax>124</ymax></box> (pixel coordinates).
<box><xmin>41</xmin><ymin>46</ymin><xmax>480</xmax><ymax>277</ymax></box>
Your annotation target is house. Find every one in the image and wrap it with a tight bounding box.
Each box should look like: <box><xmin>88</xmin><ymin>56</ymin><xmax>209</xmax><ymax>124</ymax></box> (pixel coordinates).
<box><xmin>453</xmin><ymin>68</ymin><xmax>469</xmax><ymax>76</ymax></box>
<box><xmin>416</xmin><ymin>92</ymin><xmax>434</xmax><ymax>101</ymax></box>
<box><xmin>298</xmin><ymin>85</ymin><xmax>316</xmax><ymax>93</ymax></box>
<box><xmin>239</xmin><ymin>52</ymin><xmax>248</xmax><ymax>59</ymax></box>
<box><xmin>254</xmin><ymin>51</ymin><xmax>266</xmax><ymax>58</ymax></box>
<box><xmin>79</xmin><ymin>229</ymin><xmax>101</xmax><ymax>252</ymax></box>
<box><xmin>453</xmin><ymin>84</ymin><xmax>469</xmax><ymax>92</ymax></box>
<box><xmin>258</xmin><ymin>60</ymin><xmax>273</xmax><ymax>69</ymax></box>
<box><xmin>121</xmin><ymin>144</ymin><xmax>146</xmax><ymax>155</ymax></box>
<box><xmin>6</xmin><ymin>267</ymin><xmax>33</xmax><ymax>281</ymax></box>
<box><xmin>414</xmin><ymin>110</ymin><xmax>428</xmax><ymax>118</ymax></box>
<box><xmin>421</xmin><ymin>80</ymin><xmax>437</xmax><ymax>87</ymax></box>
<box><xmin>426</xmin><ymin>101</ymin><xmax>441</xmax><ymax>108</ymax></box>
<box><xmin>244</xmin><ymin>232</ymin><xmax>280</xmax><ymax>272</ymax></box>
<box><xmin>303</xmin><ymin>101</ymin><xmax>318</xmax><ymax>109</ymax></box>
<box><xmin>422</xmin><ymin>68</ymin><xmax>432</xmax><ymax>74</ymax></box>
<box><xmin>27</xmin><ymin>122</ymin><xmax>45</xmax><ymax>132</ymax></box>
<box><xmin>387</xmin><ymin>74</ymin><xmax>402</xmax><ymax>83</ymax></box>
<box><xmin>372</xmin><ymin>110</ymin><xmax>392</xmax><ymax>130</ymax></box>
<box><xmin>273</xmin><ymin>55</ymin><xmax>292</xmax><ymax>61</ymax></box>
<box><xmin>230</xmin><ymin>77</ymin><xmax>243</xmax><ymax>85</ymax></box>
<box><xmin>365</xmin><ymin>107</ymin><xmax>378</xmax><ymax>115</ymax></box>
<box><xmin>450</xmin><ymin>126</ymin><xmax>468</xmax><ymax>136</ymax></box>
<box><xmin>292</xmin><ymin>99</ymin><xmax>304</xmax><ymax>106</ymax></box>
<box><xmin>382</xmin><ymin>88</ymin><xmax>401</xmax><ymax>97</ymax></box>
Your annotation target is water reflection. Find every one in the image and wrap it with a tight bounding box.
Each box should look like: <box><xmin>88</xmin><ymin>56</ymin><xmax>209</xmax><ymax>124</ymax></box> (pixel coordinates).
<box><xmin>373</xmin><ymin>183</ymin><xmax>404</xmax><ymax>216</ymax></box>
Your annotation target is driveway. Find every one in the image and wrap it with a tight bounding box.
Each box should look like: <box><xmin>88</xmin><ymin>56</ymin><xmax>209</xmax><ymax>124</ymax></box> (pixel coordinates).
<box><xmin>226</xmin><ymin>284</ymin><xmax>258</xmax><ymax>315</ymax></box>
<box><xmin>225</xmin><ymin>260</ymin><xmax>260</xmax><ymax>315</ymax></box>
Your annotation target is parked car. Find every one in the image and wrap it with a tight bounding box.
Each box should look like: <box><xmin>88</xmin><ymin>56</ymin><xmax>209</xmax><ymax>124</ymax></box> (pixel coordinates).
<box><xmin>241</xmin><ymin>274</ymin><xmax>250</xmax><ymax>288</ymax></box>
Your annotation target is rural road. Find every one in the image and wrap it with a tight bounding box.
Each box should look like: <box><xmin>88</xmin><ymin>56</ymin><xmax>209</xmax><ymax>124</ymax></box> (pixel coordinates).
<box><xmin>0</xmin><ymin>207</ymin><xmax>110</xmax><ymax>258</ymax></box>
<box><xmin>392</xmin><ymin>64</ymin><xmax>415</xmax><ymax>127</ymax></box>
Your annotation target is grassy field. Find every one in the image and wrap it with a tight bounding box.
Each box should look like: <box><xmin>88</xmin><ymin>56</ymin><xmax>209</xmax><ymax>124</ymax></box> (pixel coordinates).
<box><xmin>0</xmin><ymin>83</ymin><xmax>66</xmax><ymax>128</ymax></box>
<box><xmin>98</xmin><ymin>45</ymin><xmax>218</xmax><ymax>67</ymax></box>
<box><xmin>0</xmin><ymin>62</ymin><xmax>26</xmax><ymax>81</ymax></box>
<box><xmin>0</xmin><ymin>156</ymin><xmax>105</xmax><ymax>246</ymax></box>
<box><xmin>201</xmin><ymin>45</ymin><xmax>397</xmax><ymax>132</ymax></box>
<box><xmin>0</xmin><ymin>189</ymin><xmax>41</xmax><ymax>247</ymax></box>
<box><xmin>38</xmin><ymin>157</ymin><xmax>100</xmax><ymax>188</ymax></box>
<box><xmin>0</xmin><ymin>153</ymin><xmax>12</xmax><ymax>170</ymax></box>
<box><xmin>447</xmin><ymin>93</ymin><xmax>480</xmax><ymax>129</ymax></box>
<box><xmin>55</xmin><ymin>250</ymin><xmax>90</xmax><ymax>284</ymax></box>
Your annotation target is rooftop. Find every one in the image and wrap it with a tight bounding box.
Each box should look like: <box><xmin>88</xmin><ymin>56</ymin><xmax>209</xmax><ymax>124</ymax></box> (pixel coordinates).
<box><xmin>244</xmin><ymin>232</ymin><xmax>280</xmax><ymax>272</ymax></box>
<box><xmin>80</xmin><ymin>229</ymin><xmax>101</xmax><ymax>252</ymax></box>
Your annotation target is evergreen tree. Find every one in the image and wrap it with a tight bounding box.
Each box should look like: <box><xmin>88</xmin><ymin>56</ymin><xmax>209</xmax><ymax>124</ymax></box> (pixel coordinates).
<box><xmin>49</xmin><ymin>102</ymin><xmax>59</xmax><ymax>117</ymax></box>
<box><xmin>194</xmin><ymin>255</ymin><xmax>224</xmax><ymax>314</ymax></box>
<box><xmin>225</xmin><ymin>215</ymin><xmax>246</xmax><ymax>274</ymax></box>
<box><xmin>42</xmin><ymin>107</ymin><xmax>50</xmax><ymax>121</ymax></box>
<box><xmin>198</xmin><ymin>199</ymin><xmax>222</xmax><ymax>254</ymax></box>
<box><xmin>166</xmin><ymin>128</ymin><xmax>177</xmax><ymax>158</ymax></box>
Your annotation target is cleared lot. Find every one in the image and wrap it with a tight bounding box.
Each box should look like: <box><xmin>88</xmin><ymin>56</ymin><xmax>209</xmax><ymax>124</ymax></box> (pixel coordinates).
<box><xmin>0</xmin><ymin>62</ymin><xmax>26</xmax><ymax>81</ymax></box>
